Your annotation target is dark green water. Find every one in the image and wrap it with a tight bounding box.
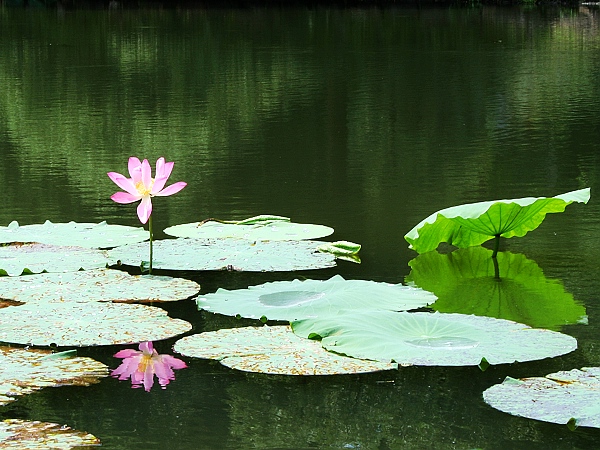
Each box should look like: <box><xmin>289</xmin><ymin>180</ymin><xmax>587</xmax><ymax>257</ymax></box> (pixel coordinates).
<box><xmin>1</xmin><ymin>4</ymin><xmax>600</xmax><ymax>449</ymax></box>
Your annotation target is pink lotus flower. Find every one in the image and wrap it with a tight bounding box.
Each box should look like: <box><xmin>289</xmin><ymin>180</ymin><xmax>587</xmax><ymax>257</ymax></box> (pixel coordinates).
<box><xmin>112</xmin><ymin>341</ymin><xmax>187</xmax><ymax>392</ymax></box>
<box><xmin>108</xmin><ymin>157</ymin><xmax>187</xmax><ymax>224</ymax></box>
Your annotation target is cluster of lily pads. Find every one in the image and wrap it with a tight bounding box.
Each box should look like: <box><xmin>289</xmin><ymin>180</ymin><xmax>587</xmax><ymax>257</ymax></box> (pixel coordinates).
<box><xmin>0</xmin><ymin>187</ymin><xmax>596</xmax><ymax>446</ymax></box>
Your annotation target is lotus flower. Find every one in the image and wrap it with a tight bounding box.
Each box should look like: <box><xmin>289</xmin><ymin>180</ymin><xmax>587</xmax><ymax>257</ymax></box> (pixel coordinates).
<box><xmin>108</xmin><ymin>157</ymin><xmax>187</xmax><ymax>224</ymax></box>
<box><xmin>112</xmin><ymin>341</ymin><xmax>187</xmax><ymax>391</ymax></box>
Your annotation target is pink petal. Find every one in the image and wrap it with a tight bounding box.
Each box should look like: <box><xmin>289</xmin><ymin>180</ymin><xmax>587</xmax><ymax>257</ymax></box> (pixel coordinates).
<box><xmin>139</xmin><ymin>341</ymin><xmax>154</xmax><ymax>355</ymax></box>
<box><xmin>128</xmin><ymin>157</ymin><xmax>143</xmax><ymax>182</ymax></box>
<box><xmin>113</xmin><ymin>349</ymin><xmax>142</xmax><ymax>359</ymax></box>
<box><xmin>155</xmin><ymin>181</ymin><xmax>187</xmax><ymax>197</ymax></box>
<box><xmin>111</xmin><ymin>192</ymin><xmax>141</xmax><ymax>204</ymax></box>
<box><xmin>161</xmin><ymin>354</ymin><xmax>188</xmax><ymax>370</ymax></box>
<box><xmin>156</xmin><ymin>159</ymin><xmax>174</xmax><ymax>180</ymax></box>
<box><xmin>141</xmin><ymin>159</ymin><xmax>153</xmax><ymax>190</ymax></box>
<box><xmin>143</xmin><ymin>365</ymin><xmax>155</xmax><ymax>392</ymax></box>
<box><xmin>107</xmin><ymin>172</ymin><xmax>138</xmax><ymax>196</ymax></box>
<box><xmin>151</xmin><ymin>176</ymin><xmax>169</xmax><ymax>194</ymax></box>
<box><xmin>137</xmin><ymin>196</ymin><xmax>153</xmax><ymax>224</ymax></box>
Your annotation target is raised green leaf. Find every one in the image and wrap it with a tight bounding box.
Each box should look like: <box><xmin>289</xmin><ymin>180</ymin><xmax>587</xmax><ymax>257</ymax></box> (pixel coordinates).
<box><xmin>0</xmin><ymin>243</ymin><xmax>114</xmax><ymax>276</ymax></box>
<box><xmin>0</xmin><ymin>303</ymin><xmax>192</xmax><ymax>346</ymax></box>
<box><xmin>0</xmin><ymin>268</ymin><xmax>200</xmax><ymax>303</ymax></box>
<box><xmin>164</xmin><ymin>215</ymin><xmax>333</xmax><ymax>241</ymax></box>
<box><xmin>316</xmin><ymin>241</ymin><xmax>361</xmax><ymax>256</ymax></box>
<box><xmin>173</xmin><ymin>326</ymin><xmax>397</xmax><ymax>375</ymax></box>
<box><xmin>292</xmin><ymin>311</ymin><xmax>577</xmax><ymax>366</ymax></box>
<box><xmin>109</xmin><ymin>238</ymin><xmax>337</xmax><ymax>272</ymax></box>
<box><xmin>404</xmin><ymin>188</ymin><xmax>590</xmax><ymax>255</ymax></box>
<box><xmin>0</xmin><ymin>220</ymin><xmax>148</xmax><ymax>248</ymax></box>
<box><xmin>0</xmin><ymin>345</ymin><xmax>108</xmax><ymax>406</ymax></box>
<box><xmin>197</xmin><ymin>274</ymin><xmax>435</xmax><ymax>321</ymax></box>
<box><xmin>405</xmin><ymin>247</ymin><xmax>586</xmax><ymax>330</ymax></box>
<box><xmin>0</xmin><ymin>419</ymin><xmax>101</xmax><ymax>448</ymax></box>
<box><xmin>483</xmin><ymin>367</ymin><xmax>600</xmax><ymax>428</ymax></box>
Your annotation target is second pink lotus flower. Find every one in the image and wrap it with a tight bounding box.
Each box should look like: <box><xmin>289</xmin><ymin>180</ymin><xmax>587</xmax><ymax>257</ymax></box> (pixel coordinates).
<box><xmin>107</xmin><ymin>157</ymin><xmax>187</xmax><ymax>224</ymax></box>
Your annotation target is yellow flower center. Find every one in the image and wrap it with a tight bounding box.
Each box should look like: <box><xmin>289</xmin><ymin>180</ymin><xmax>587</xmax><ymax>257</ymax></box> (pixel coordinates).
<box><xmin>137</xmin><ymin>353</ymin><xmax>153</xmax><ymax>372</ymax></box>
<box><xmin>135</xmin><ymin>179</ymin><xmax>154</xmax><ymax>197</ymax></box>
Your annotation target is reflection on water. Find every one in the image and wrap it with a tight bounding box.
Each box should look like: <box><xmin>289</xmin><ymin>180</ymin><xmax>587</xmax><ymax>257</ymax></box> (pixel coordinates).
<box><xmin>1</xmin><ymin>5</ymin><xmax>600</xmax><ymax>449</ymax></box>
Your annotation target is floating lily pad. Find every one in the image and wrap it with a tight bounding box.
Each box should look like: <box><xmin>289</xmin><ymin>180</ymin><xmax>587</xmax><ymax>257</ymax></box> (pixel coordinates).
<box><xmin>164</xmin><ymin>215</ymin><xmax>334</xmax><ymax>241</ymax></box>
<box><xmin>0</xmin><ymin>243</ymin><xmax>113</xmax><ymax>276</ymax></box>
<box><xmin>406</xmin><ymin>247</ymin><xmax>586</xmax><ymax>330</ymax></box>
<box><xmin>0</xmin><ymin>269</ymin><xmax>200</xmax><ymax>304</ymax></box>
<box><xmin>0</xmin><ymin>419</ymin><xmax>101</xmax><ymax>448</ymax></box>
<box><xmin>173</xmin><ymin>326</ymin><xmax>397</xmax><ymax>375</ymax></box>
<box><xmin>0</xmin><ymin>346</ymin><xmax>108</xmax><ymax>406</ymax></box>
<box><xmin>483</xmin><ymin>367</ymin><xmax>600</xmax><ymax>428</ymax></box>
<box><xmin>197</xmin><ymin>274</ymin><xmax>435</xmax><ymax>321</ymax></box>
<box><xmin>404</xmin><ymin>188</ymin><xmax>590</xmax><ymax>254</ymax></box>
<box><xmin>0</xmin><ymin>303</ymin><xmax>192</xmax><ymax>347</ymax></box>
<box><xmin>292</xmin><ymin>311</ymin><xmax>577</xmax><ymax>366</ymax></box>
<box><xmin>0</xmin><ymin>220</ymin><xmax>148</xmax><ymax>248</ymax></box>
<box><xmin>109</xmin><ymin>238</ymin><xmax>337</xmax><ymax>272</ymax></box>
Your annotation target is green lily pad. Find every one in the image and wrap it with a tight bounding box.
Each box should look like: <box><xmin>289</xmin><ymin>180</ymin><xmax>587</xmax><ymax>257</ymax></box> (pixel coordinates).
<box><xmin>0</xmin><ymin>268</ymin><xmax>200</xmax><ymax>304</ymax></box>
<box><xmin>0</xmin><ymin>419</ymin><xmax>101</xmax><ymax>448</ymax></box>
<box><xmin>173</xmin><ymin>326</ymin><xmax>397</xmax><ymax>375</ymax></box>
<box><xmin>0</xmin><ymin>346</ymin><xmax>108</xmax><ymax>406</ymax></box>
<box><xmin>0</xmin><ymin>220</ymin><xmax>148</xmax><ymax>248</ymax></box>
<box><xmin>0</xmin><ymin>303</ymin><xmax>192</xmax><ymax>347</ymax></box>
<box><xmin>483</xmin><ymin>367</ymin><xmax>600</xmax><ymax>428</ymax></box>
<box><xmin>164</xmin><ymin>215</ymin><xmax>334</xmax><ymax>241</ymax></box>
<box><xmin>292</xmin><ymin>311</ymin><xmax>577</xmax><ymax>366</ymax></box>
<box><xmin>197</xmin><ymin>274</ymin><xmax>435</xmax><ymax>321</ymax></box>
<box><xmin>404</xmin><ymin>188</ymin><xmax>590</xmax><ymax>254</ymax></box>
<box><xmin>109</xmin><ymin>238</ymin><xmax>337</xmax><ymax>272</ymax></box>
<box><xmin>0</xmin><ymin>243</ymin><xmax>113</xmax><ymax>276</ymax></box>
<box><xmin>405</xmin><ymin>247</ymin><xmax>586</xmax><ymax>330</ymax></box>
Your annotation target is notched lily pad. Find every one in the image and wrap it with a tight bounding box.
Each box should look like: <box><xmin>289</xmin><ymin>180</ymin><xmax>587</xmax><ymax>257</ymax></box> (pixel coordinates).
<box><xmin>197</xmin><ymin>274</ymin><xmax>435</xmax><ymax>321</ymax></box>
<box><xmin>0</xmin><ymin>268</ymin><xmax>200</xmax><ymax>304</ymax></box>
<box><xmin>0</xmin><ymin>243</ymin><xmax>114</xmax><ymax>276</ymax></box>
<box><xmin>0</xmin><ymin>220</ymin><xmax>148</xmax><ymax>248</ymax></box>
<box><xmin>292</xmin><ymin>311</ymin><xmax>577</xmax><ymax>367</ymax></box>
<box><xmin>0</xmin><ymin>419</ymin><xmax>101</xmax><ymax>448</ymax></box>
<box><xmin>0</xmin><ymin>346</ymin><xmax>108</xmax><ymax>406</ymax></box>
<box><xmin>0</xmin><ymin>303</ymin><xmax>192</xmax><ymax>346</ymax></box>
<box><xmin>109</xmin><ymin>238</ymin><xmax>337</xmax><ymax>272</ymax></box>
<box><xmin>173</xmin><ymin>326</ymin><xmax>397</xmax><ymax>375</ymax></box>
<box><xmin>164</xmin><ymin>215</ymin><xmax>334</xmax><ymax>241</ymax></box>
<box><xmin>483</xmin><ymin>367</ymin><xmax>600</xmax><ymax>428</ymax></box>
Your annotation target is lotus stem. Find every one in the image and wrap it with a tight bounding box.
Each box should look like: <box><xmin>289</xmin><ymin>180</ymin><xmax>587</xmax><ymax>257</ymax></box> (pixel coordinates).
<box><xmin>148</xmin><ymin>215</ymin><xmax>153</xmax><ymax>274</ymax></box>
<box><xmin>492</xmin><ymin>234</ymin><xmax>500</xmax><ymax>259</ymax></box>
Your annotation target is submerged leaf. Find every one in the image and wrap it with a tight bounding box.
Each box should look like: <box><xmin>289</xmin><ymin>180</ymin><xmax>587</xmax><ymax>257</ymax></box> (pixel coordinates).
<box><xmin>0</xmin><ymin>220</ymin><xmax>148</xmax><ymax>248</ymax></box>
<box><xmin>0</xmin><ymin>346</ymin><xmax>108</xmax><ymax>406</ymax></box>
<box><xmin>197</xmin><ymin>274</ymin><xmax>435</xmax><ymax>321</ymax></box>
<box><xmin>0</xmin><ymin>243</ymin><xmax>113</xmax><ymax>276</ymax></box>
<box><xmin>0</xmin><ymin>303</ymin><xmax>192</xmax><ymax>346</ymax></box>
<box><xmin>404</xmin><ymin>188</ymin><xmax>590</xmax><ymax>254</ymax></box>
<box><xmin>0</xmin><ymin>268</ymin><xmax>200</xmax><ymax>304</ymax></box>
<box><xmin>164</xmin><ymin>216</ymin><xmax>333</xmax><ymax>241</ymax></box>
<box><xmin>483</xmin><ymin>367</ymin><xmax>600</xmax><ymax>428</ymax></box>
<box><xmin>406</xmin><ymin>247</ymin><xmax>586</xmax><ymax>330</ymax></box>
<box><xmin>109</xmin><ymin>238</ymin><xmax>337</xmax><ymax>272</ymax></box>
<box><xmin>0</xmin><ymin>419</ymin><xmax>101</xmax><ymax>448</ymax></box>
<box><xmin>292</xmin><ymin>311</ymin><xmax>577</xmax><ymax>366</ymax></box>
<box><xmin>173</xmin><ymin>326</ymin><xmax>397</xmax><ymax>375</ymax></box>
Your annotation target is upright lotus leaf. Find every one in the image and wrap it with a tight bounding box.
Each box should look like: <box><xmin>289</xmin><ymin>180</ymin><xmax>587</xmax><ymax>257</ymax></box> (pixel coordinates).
<box><xmin>164</xmin><ymin>215</ymin><xmax>334</xmax><ymax>241</ymax></box>
<box><xmin>483</xmin><ymin>367</ymin><xmax>600</xmax><ymax>428</ymax></box>
<box><xmin>292</xmin><ymin>311</ymin><xmax>577</xmax><ymax>366</ymax></box>
<box><xmin>0</xmin><ymin>346</ymin><xmax>108</xmax><ymax>406</ymax></box>
<box><xmin>197</xmin><ymin>274</ymin><xmax>435</xmax><ymax>321</ymax></box>
<box><xmin>404</xmin><ymin>188</ymin><xmax>590</xmax><ymax>255</ymax></box>
<box><xmin>173</xmin><ymin>326</ymin><xmax>397</xmax><ymax>375</ymax></box>
<box><xmin>0</xmin><ymin>243</ymin><xmax>113</xmax><ymax>276</ymax></box>
<box><xmin>0</xmin><ymin>268</ymin><xmax>200</xmax><ymax>304</ymax></box>
<box><xmin>0</xmin><ymin>220</ymin><xmax>148</xmax><ymax>248</ymax></box>
<box><xmin>0</xmin><ymin>420</ymin><xmax>100</xmax><ymax>448</ymax></box>
<box><xmin>406</xmin><ymin>247</ymin><xmax>586</xmax><ymax>330</ymax></box>
<box><xmin>109</xmin><ymin>238</ymin><xmax>337</xmax><ymax>272</ymax></box>
<box><xmin>0</xmin><ymin>303</ymin><xmax>191</xmax><ymax>346</ymax></box>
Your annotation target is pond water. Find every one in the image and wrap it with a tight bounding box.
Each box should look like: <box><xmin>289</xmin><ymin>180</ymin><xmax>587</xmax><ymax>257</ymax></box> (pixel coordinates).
<box><xmin>1</xmin><ymin>3</ymin><xmax>600</xmax><ymax>449</ymax></box>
